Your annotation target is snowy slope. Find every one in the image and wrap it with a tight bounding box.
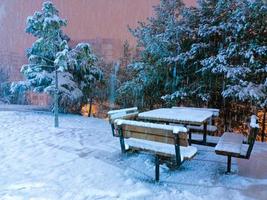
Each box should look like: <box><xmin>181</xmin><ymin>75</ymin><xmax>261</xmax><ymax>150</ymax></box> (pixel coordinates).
<box><xmin>0</xmin><ymin>111</ymin><xmax>266</xmax><ymax>200</ymax></box>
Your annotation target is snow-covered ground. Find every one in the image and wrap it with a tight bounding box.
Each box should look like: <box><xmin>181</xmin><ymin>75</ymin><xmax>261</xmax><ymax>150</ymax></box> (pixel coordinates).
<box><xmin>0</xmin><ymin>111</ymin><xmax>267</xmax><ymax>200</ymax></box>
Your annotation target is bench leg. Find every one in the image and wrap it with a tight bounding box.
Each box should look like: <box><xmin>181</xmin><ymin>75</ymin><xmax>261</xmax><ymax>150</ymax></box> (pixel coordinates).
<box><xmin>188</xmin><ymin>130</ymin><xmax>192</xmax><ymax>146</ymax></box>
<box><xmin>174</xmin><ymin>135</ymin><xmax>182</xmax><ymax>167</ymax></box>
<box><xmin>155</xmin><ymin>155</ymin><xmax>160</xmax><ymax>181</ymax></box>
<box><xmin>203</xmin><ymin>121</ymin><xmax>207</xmax><ymax>145</ymax></box>
<box><xmin>227</xmin><ymin>155</ymin><xmax>231</xmax><ymax>173</ymax></box>
<box><xmin>118</xmin><ymin>128</ymin><xmax>126</xmax><ymax>154</ymax></box>
<box><xmin>119</xmin><ymin>136</ymin><xmax>125</xmax><ymax>153</ymax></box>
<box><xmin>111</xmin><ymin>124</ymin><xmax>115</xmax><ymax>136</ymax></box>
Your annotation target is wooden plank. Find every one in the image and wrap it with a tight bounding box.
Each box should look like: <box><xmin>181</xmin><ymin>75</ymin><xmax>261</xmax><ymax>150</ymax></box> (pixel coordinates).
<box><xmin>117</xmin><ymin>120</ymin><xmax>187</xmax><ymax>135</ymax></box>
<box><xmin>215</xmin><ymin>132</ymin><xmax>244</xmax><ymax>157</ymax></box>
<box><xmin>108</xmin><ymin>107</ymin><xmax>138</xmax><ymax>116</ymax></box>
<box><xmin>122</xmin><ymin>124</ymin><xmax>172</xmax><ymax>135</ymax></box>
<box><xmin>110</xmin><ymin>112</ymin><xmax>138</xmax><ymax>123</ymax></box>
<box><xmin>123</xmin><ymin>130</ymin><xmax>188</xmax><ymax>147</ymax></box>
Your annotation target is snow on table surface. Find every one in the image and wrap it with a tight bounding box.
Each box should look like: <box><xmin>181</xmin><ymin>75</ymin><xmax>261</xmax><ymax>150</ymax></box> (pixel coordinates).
<box><xmin>0</xmin><ymin>111</ymin><xmax>267</xmax><ymax>200</ymax></box>
<box><xmin>172</xmin><ymin>106</ymin><xmax>219</xmax><ymax>116</ymax></box>
<box><xmin>138</xmin><ymin>108</ymin><xmax>213</xmax><ymax>125</ymax></box>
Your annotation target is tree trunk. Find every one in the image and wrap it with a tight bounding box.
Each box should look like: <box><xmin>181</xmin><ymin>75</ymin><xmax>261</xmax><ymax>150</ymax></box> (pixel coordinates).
<box><xmin>262</xmin><ymin>108</ymin><xmax>266</xmax><ymax>142</ymax></box>
<box><xmin>88</xmin><ymin>97</ymin><xmax>93</xmax><ymax>117</ymax></box>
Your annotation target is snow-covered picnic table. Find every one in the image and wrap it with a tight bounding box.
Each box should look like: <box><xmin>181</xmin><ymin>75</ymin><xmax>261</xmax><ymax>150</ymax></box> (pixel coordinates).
<box><xmin>138</xmin><ymin>108</ymin><xmax>213</xmax><ymax>125</ymax></box>
<box><xmin>138</xmin><ymin>108</ymin><xmax>215</xmax><ymax>145</ymax></box>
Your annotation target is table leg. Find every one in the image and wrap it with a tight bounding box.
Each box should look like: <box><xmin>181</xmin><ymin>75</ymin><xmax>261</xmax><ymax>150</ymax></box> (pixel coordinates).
<box><xmin>227</xmin><ymin>155</ymin><xmax>231</xmax><ymax>173</ymax></box>
<box><xmin>203</xmin><ymin>121</ymin><xmax>207</xmax><ymax>145</ymax></box>
<box><xmin>188</xmin><ymin>130</ymin><xmax>192</xmax><ymax>146</ymax></box>
<box><xmin>155</xmin><ymin>155</ymin><xmax>160</xmax><ymax>181</ymax></box>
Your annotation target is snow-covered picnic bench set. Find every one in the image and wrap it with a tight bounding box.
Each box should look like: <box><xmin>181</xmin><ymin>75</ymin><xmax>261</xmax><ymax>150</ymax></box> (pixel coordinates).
<box><xmin>108</xmin><ymin>107</ymin><xmax>259</xmax><ymax>181</ymax></box>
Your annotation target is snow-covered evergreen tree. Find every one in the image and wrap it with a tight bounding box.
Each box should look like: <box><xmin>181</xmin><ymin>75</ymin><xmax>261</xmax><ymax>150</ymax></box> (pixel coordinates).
<box><xmin>66</xmin><ymin>43</ymin><xmax>102</xmax><ymax>107</ymax></box>
<box><xmin>196</xmin><ymin>0</ymin><xmax>267</xmax><ymax>108</ymax></box>
<box><xmin>11</xmin><ymin>1</ymin><xmax>71</xmax><ymax>108</ymax></box>
<box><xmin>118</xmin><ymin>0</ymin><xmax>187</xmax><ymax>108</ymax></box>
<box><xmin>11</xmin><ymin>1</ymin><xmax>102</xmax><ymax>112</ymax></box>
<box><xmin>19</xmin><ymin>1</ymin><xmax>69</xmax><ymax>92</ymax></box>
<box><xmin>120</xmin><ymin>0</ymin><xmax>267</xmax><ymax>109</ymax></box>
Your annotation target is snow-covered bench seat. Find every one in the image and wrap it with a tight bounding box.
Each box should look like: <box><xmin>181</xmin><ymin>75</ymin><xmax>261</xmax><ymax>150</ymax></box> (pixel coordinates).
<box><xmin>108</xmin><ymin>107</ymin><xmax>139</xmax><ymax>136</ymax></box>
<box><xmin>114</xmin><ymin>119</ymin><xmax>197</xmax><ymax>181</ymax></box>
<box><xmin>125</xmin><ymin>138</ymin><xmax>197</xmax><ymax>161</ymax></box>
<box><xmin>215</xmin><ymin>115</ymin><xmax>259</xmax><ymax>173</ymax></box>
<box><xmin>108</xmin><ymin>107</ymin><xmax>138</xmax><ymax>117</ymax></box>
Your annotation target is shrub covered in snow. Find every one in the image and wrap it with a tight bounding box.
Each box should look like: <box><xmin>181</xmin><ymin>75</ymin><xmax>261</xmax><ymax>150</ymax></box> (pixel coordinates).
<box><xmin>0</xmin><ymin>68</ymin><xmax>11</xmax><ymax>104</ymax></box>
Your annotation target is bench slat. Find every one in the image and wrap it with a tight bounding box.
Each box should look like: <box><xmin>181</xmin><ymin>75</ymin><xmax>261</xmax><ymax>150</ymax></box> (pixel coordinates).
<box><xmin>125</xmin><ymin>138</ymin><xmax>197</xmax><ymax>160</ymax></box>
<box><xmin>123</xmin><ymin>130</ymin><xmax>188</xmax><ymax>146</ymax></box>
<box><xmin>215</xmin><ymin>132</ymin><xmax>244</xmax><ymax>157</ymax></box>
<box><xmin>122</xmin><ymin>124</ymin><xmax>173</xmax><ymax>135</ymax></box>
<box><xmin>115</xmin><ymin>120</ymin><xmax>189</xmax><ymax>147</ymax></box>
<box><xmin>121</xmin><ymin>125</ymin><xmax>188</xmax><ymax>138</ymax></box>
<box><xmin>115</xmin><ymin>120</ymin><xmax>187</xmax><ymax>133</ymax></box>
<box><xmin>108</xmin><ymin>107</ymin><xmax>138</xmax><ymax>116</ymax></box>
<box><xmin>110</xmin><ymin>112</ymin><xmax>138</xmax><ymax>123</ymax></box>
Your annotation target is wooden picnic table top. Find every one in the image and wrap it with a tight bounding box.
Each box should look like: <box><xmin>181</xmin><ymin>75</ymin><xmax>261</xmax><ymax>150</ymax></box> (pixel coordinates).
<box><xmin>138</xmin><ymin>108</ymin><xmax>214</xmax><ymax>125</ymax></box>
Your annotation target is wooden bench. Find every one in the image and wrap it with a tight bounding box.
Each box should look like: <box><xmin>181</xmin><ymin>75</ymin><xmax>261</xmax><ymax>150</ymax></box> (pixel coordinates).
<box><xmin>114</xmin><ymin>119</ymin><xmax>197</xmax><ymax>181</ymax></box>
<box><xmin>108</xmin><ymin>107</ymin><xmax>139</xmax><ymax>136</ymax></box>
<box><xmin>215</xmin><ymin>115</ymin><xmax>259</xmax><ymax>173</ymax></box>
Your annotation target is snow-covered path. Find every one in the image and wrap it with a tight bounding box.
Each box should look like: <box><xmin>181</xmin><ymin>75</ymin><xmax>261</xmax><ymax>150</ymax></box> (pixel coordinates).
<box><xmin>0</xmin><ymin>111</ymin><xmax>266</xmax><ymax>200</ymax></box>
